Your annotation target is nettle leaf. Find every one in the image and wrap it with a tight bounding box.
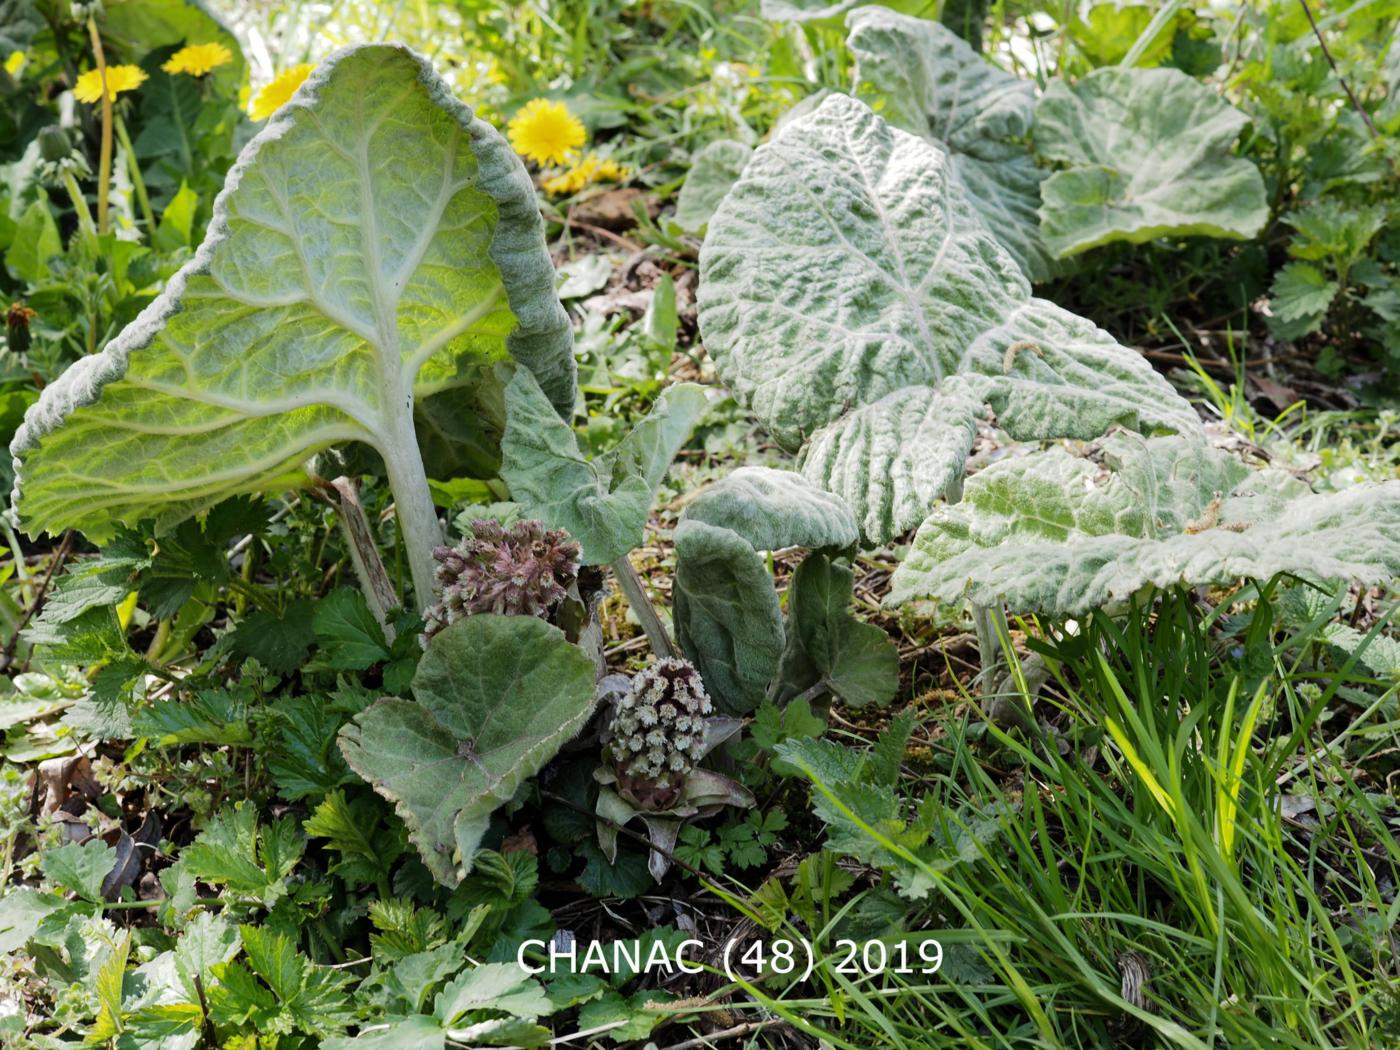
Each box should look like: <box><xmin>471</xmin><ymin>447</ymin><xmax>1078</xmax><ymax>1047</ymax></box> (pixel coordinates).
<box><xmin>1033</xmin><ymin>67</ymin><xmax>1267</xmax><ymax>258</ymax></box>
<box><xmin>889</xmin><ymin>435</ymin><xmax>1400</xmax><ymax>617</ymax></box>
<box><xmin>10</xmin><ymin>45</ymin><xmax>572</xmax><ymax>603</ymax></box>
<box><xmin>1269</xmin><ymin>262</ymin><xmax>1337</xmax><ymax>330</ymax></box>
<box><xmin>338</xmin><ymin>615</ymin><xmax>596</xmax><ymax>886</ymax></box>
<box><xmin>682</xmin><ymin>466</ymin><xmax>858</xmax><ymax>551</ymax></box>
<box><xmin>673</xmin><ymin>519</ymin><xmax>785</xmax><ymax>715</ymax></box>
<box><xmin>673</xmin><ymin>139</ymin><xmax>753</xmax><ymax>233</ymax></box>
<box><xmin>847</xmin><ymin>6</ymin><xmax>1056</xmax><ymax>281</ymax></box>
<box><xmin>698</xmin><ymin>93</ymin><xmax>1198</xmax><ymax>545</ymax></box>
<box><xmin>500</xmin><ymin>368</ymin><xmax>707</xmax><ymax>564</ymax></box>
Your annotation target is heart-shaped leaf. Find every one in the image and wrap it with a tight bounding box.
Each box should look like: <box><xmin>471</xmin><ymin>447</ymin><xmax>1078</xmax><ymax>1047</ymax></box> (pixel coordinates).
<box><xmin>847</xmin><ymin>6</ymin><xmax>1055</xmax><ymax>280</ymax></box>
<box><xmin>698</xmin><ymin>92</ymin><xmax>1199</xmax><ymax>544</ymax></box>
<box><xmin>338</xmin><ymin>614</ymin><xmax>595</xmax><ymax>885</ymax></box>
<box><xmin>1034</xmin><ymin>67</ymin><xmax>1267</xmax><ymax>257</ymax></box>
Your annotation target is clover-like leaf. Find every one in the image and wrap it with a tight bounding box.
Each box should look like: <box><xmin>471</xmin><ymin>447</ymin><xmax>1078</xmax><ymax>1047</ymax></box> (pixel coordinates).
<box><xmin>698</xmin><ymin>93</ymin><xmax>1199</xmax><ymax>544</ymax></box>
<box><xmin>682</xmin><ymin>466</ymin><xmax>858</xmax><ymax>552</ymax></box>
<box><xmin>10</xmin><ymin>45</ymin><xmax>573</xmax><ymax>605</ymax></box>
<box><xmin>1033</xmin><ymin>67</ymin><xmax>1267</xmax><ymax>258</ymax></box>
<box><xmin>338</xmin><ymin>614</ymin><xmax>595</xmax><ymax>886</ymax></box>
<box><xmin>889</xmin><ymin>435</ymin><xmax>1400</xmax><ymax>616</ymax></box>
<box><xmin>672</xmin><ymin>519</ymin><xmax>784</xmax><ymax>715</ymax></box>
<box><xmin>673</xmin><ymin>139</ymin><xmax>752</xmax><ymax>233</ymax></box>
<box><xmin>847</xmin><ymin>6</ymin><xmax>1055</xmax><ymax>280</ymax></box>
<box><xmin>500</xmin><ymin>368</ymin><xmax>707</xmax><ymax>564</ymax></box>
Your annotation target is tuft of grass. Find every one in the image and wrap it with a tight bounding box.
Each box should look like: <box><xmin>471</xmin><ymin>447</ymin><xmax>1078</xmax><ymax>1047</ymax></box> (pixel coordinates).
<box><xmin>737</xmin><ymin>585</ymin><xmax>1399</xmax><ymax>1047</ymax></box>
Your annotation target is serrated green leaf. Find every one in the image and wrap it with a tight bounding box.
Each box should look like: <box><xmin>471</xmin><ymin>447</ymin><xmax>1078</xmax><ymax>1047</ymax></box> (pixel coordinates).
<box><xmin>674</xmin><ymin>139</ymin><xmax>752</xmax><ymax>233</ymax></box>
<box><xmin>10</xmin><ymin>45</ymin><xmax>572</xmax><ymax>548</ymax></box>
<box><xmin>267</xmin><ymin>694</ymin><xmax>355</xmax><ymax>800</ymax></box>
<box><xmin>890</xmin><ymin>435</ymin><xmax>1400</xmax><ymax>616</ymax></box>
<box><xmin>181</xmin><ymin>803</ymin><xmax>304</xmax><ymax>905</ymax></box>
<box><xmin>41</xmin><ymin>840</ymin><xmax>115</xmax><ymax>903</ymax></box>
<box><xmin>698</xmin><ymin>93</ymin><xmax>1199</xmax><ymax>545</ymax></box>
<box><xmin>501</xmin><ymin>368</ymin><xmax>708</xmax><ymax>563</ymax></box>
<box><xmin>229</xmin><ymin>600</ymin><xmax>317</xmax><ymax>674</ymax></box>
<box><xmin>683</xmin><ymin>467</ymin><xmax>858</xmax><ymax>552</ymax></box>
<box><xmin>847</xmin><ymin>6</ymin><xmax>1056</xmax><ymax>280</ymax></box>
<box><xmin>673</xmin><ymin>519</ymin><xmax>784</xmax><ymax>714</ymax></box>
<box><xmin>435</xmin><ymin>962</ymin><xmax>550</xmax><ymax>1024</ymax></box>
<box><xmin>133</xmin><ymin>688</ymin><xmax>252</xmax><ymax>746</ymax></box>
<box><xmin>1269</xmin><ymin>262</ymin><xmax>1337</xmax><ymax>325</ymax></box>
<box><xmin>313</xmin><ymin>588</ymin><xmax>390</xmax><ymax>669</ymax></box>
<box><xmin>1034</xmin><ymin>67</ymin><xmax>1267</xmax><ymax>257</ymax></box>
<box><xmin>338</xmin><ymin>615</ymin><xmax>596</xmax><ymax>886</ymax></box>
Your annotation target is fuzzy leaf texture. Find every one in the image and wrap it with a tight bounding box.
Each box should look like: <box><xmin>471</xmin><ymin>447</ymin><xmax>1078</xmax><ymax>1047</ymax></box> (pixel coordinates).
<box><xmin>697</xmin><ymin>93</ymin><xmax>1199</xmax><ymax>544</ymax></box>
<box><xmin>847</xmin><ymin>6</ymin><xmax>1056</xmax><ymax>281</ymax></box>
<box><xmin>500</xmin><ymin>368</ymin><xmax>707</xmax><ymax>564</ymax></box>
<box><xmin>1033</xmin><ymin>67</ymin><xmax>1267</xmax><ymax>257</ymax></box>
<box><xmin>338</xmin><ymin>614</ymin><xmax>595</xmax><ymax>886</ymax></box>
<box><xmin>681</xmin><ymin>466</ymin><xmax>858</xmax><ymax>552</ymax></box>
<box><xmin>888</xmin><ymin>435</ymin><xmax>1400</xmax><ymax>617</ymax></box>
<box><xmin>672</xmin><ymin>519</ymin><xmax>785</xmax><ymax>716</ymax></box>
<box><xmin>9</xmin><ymin>44</ymin><xmax>573</xmax><ymax>541</ymax></box>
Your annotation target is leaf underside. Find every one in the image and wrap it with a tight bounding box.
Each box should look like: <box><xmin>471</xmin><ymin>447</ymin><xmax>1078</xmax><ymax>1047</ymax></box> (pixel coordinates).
<box><xmin>10</xmin><ymin>44</ymin><xmax>572</xmax><ymax>540</ymax></box>
<box><xmin>1033</xmin><ymin>66</ymin><xmax>1268</xmax><ymax>258</ymax></box>
<box><xmin>697</xmin><ymin>92</ymin><xmax>1200</xmax><ymax>545</ymax></box>
<box><xmin>888</xmin><ymin>435</ymin><xmax>1400</xmax><ymax>616</ymax></box>
<box><xmin>338</xmin><ymin>615</ymin><xmax>595</xmax><ymax>886</ymax></box>
<box><xmin>674</xmin><ymin>139</ymin><xmax>753</xmax><ymax>233</ymax></box>
<box><xmin>847</xmin><ymin>6</ymin><xmax>1056</xmax><ymax>281</ymax></box>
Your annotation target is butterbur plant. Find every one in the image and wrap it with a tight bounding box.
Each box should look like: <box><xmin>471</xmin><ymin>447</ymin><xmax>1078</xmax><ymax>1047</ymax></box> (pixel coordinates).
<box><xmin>595</xmin><ymin>656</ymin><xmax>752</xmax><ymax>882</ymax></box>
<box><xmin>421</xmin><ymin>518</ymin><xmax>580</xmax><ymax>644</ymax></box>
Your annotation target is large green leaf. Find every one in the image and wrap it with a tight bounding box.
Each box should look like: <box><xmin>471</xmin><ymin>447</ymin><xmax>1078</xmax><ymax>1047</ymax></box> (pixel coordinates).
<box><xmin>10</xmin><ymin>45</ymin><xmax>573</xmax><ymax>600</ymax></box>
<box><xmin>102</xmin><ymin>0</ymin><xmax>247</xmax><ymax>92</ymax></box>
<box><xmin>500</xmin><ymin>369</ymin><xmax>707</xmax><ymax>564</ymax></box>
<box><xmin>673</xmin><ymin>139</ymin><xmax>752</xmax><ymax>233</ymax></box>
<box><xmin>888</xmin><ymin>435</ymin><xmax>1400</xmax><ymax>616</ymax></box>
<box><xmin>338</xmin><ymin>615</ymin><xmax>595</xmax><ymax>886</ymax></box>
<box><xmin>697</xmin><ymin>92</ymin><xmax>1199</xmax><ymax>544</ymax></box>
<box><xmin>847</xmin><ymin>6</ymin><xmax>1055</xmax><ymax>281</ymax></box>
<box><xmin>681</xmin><ymin>466</ymin><xmax>858</xmax><ymax>552</ymax></box>
<box><xmin>672</xmin><ymin>519</ymin><xmax>784</xmax><ymax>715</ymax></box>
<box><xmin>1033</xmin><ymin>67</ymin><xmax>1267</xmax><ymax>257</ymax></box>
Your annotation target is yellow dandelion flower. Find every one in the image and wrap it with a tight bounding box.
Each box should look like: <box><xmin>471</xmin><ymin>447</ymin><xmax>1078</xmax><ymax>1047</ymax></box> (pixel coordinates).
<box><xmin>4</xmin><ymin>51</ymin><xmax>26</xmax><ymax>77</ymax></box>
<box><xmin>508</xmin><ymin>99</ymin><xmax>585</xmax><ymax>167</ymax></box>
<box><xmin>73</xmin><ymin>64</ymin><xmax>147</xmax><ymax>104</ymax></box>
<box><xmin>541</xmin><ymin>153</ymin><xmax>631</xmax><ymax>197</ymax></box>
<box><xmin>594</xmin><ymin>157</ymin><xmax>631</xmax><ymax>182</ymax></box>
<box><xmin>162</xmin><ymin>42</ymin><xmax>234</xmax><ymax>77</ymax></box>
<box><xmin>250</xmin><ymin>63</ymin><xmax>315</xmax><ymax>121</ymax></box>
